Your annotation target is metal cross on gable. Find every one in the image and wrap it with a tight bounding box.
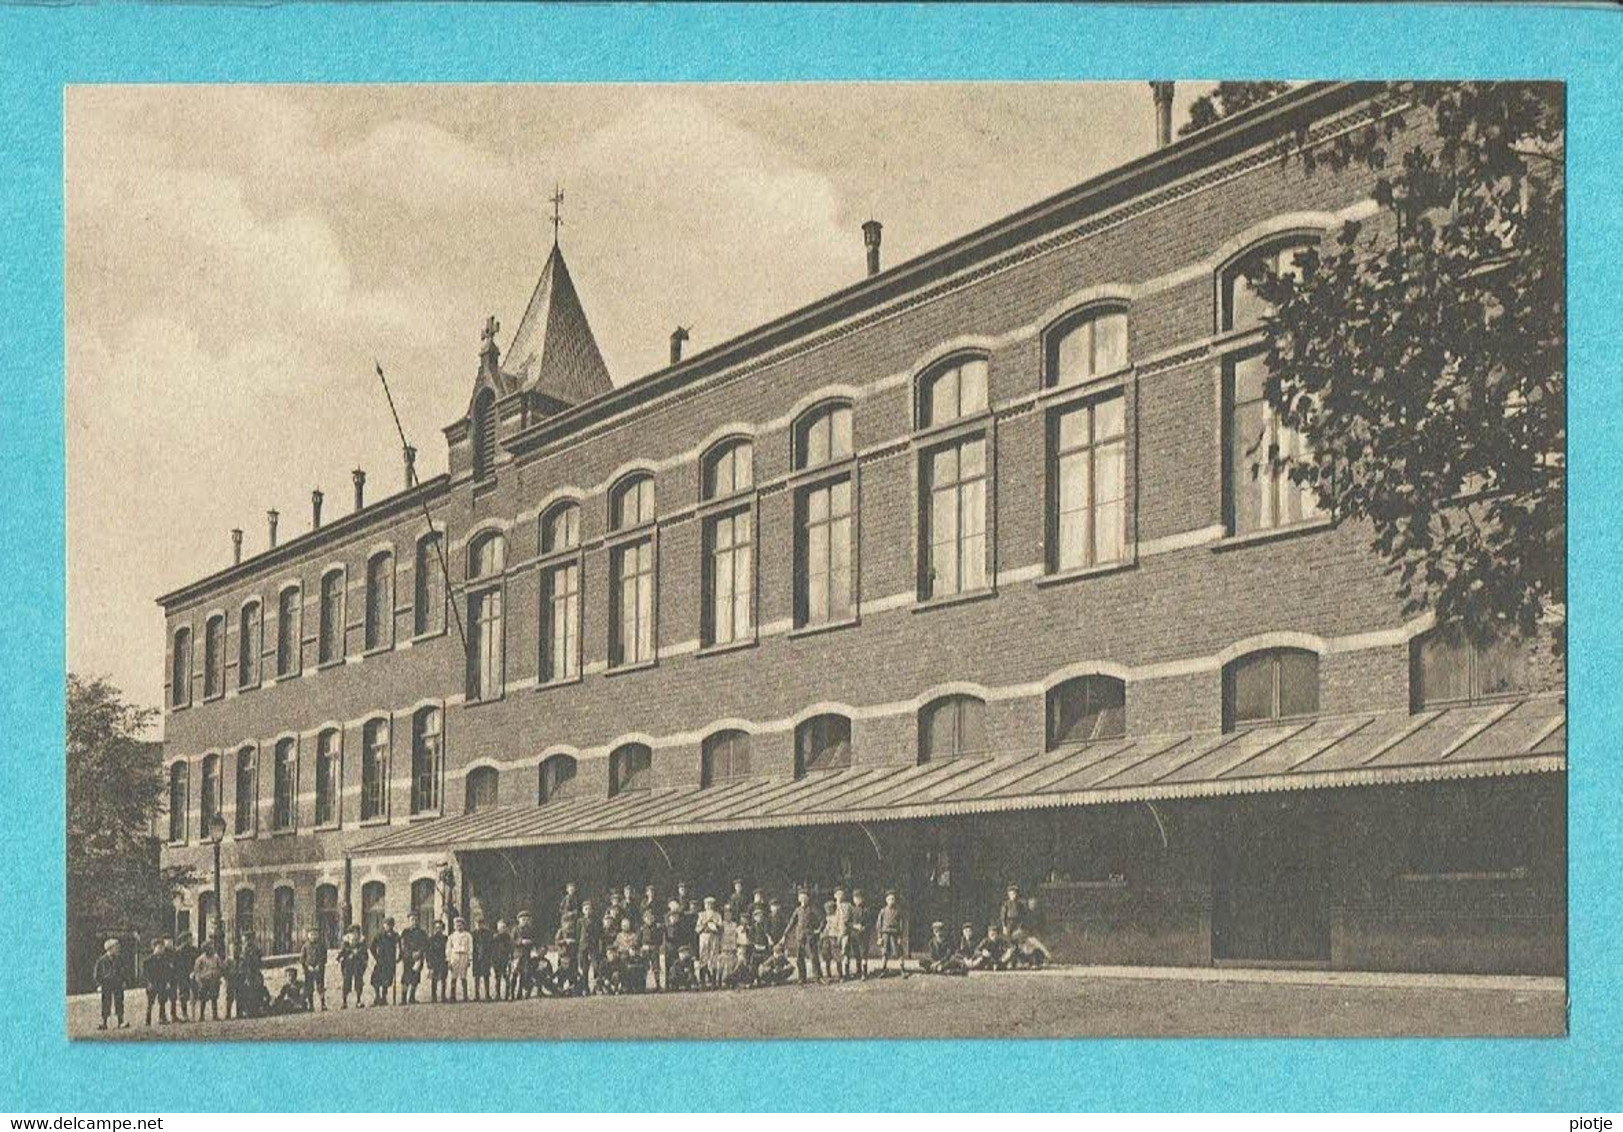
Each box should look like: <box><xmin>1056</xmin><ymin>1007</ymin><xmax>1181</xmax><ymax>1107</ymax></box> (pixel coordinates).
<box><xmin>549</xmin><ymin>185</ymin><xmax>564</xmax><ymax>243</ymax></box>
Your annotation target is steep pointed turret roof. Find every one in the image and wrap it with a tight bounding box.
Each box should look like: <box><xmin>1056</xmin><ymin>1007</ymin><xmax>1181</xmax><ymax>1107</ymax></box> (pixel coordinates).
<box><xmin>502</xmin><ymin>243</ymin><xmax>614</xmax><ymax>406</ymax></box>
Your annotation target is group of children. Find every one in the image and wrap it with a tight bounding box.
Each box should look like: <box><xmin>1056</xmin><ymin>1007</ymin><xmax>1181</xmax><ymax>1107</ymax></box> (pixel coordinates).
<box><xmin>91</xmin><ymin>881</ymin><xmax>1052</xmax><ymax>1028</ymax></box>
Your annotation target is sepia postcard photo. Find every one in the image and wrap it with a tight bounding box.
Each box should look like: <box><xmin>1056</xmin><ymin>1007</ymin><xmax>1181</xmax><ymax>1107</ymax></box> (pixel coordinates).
<box><xmin>64</xmin><ymin>78</ymin><xmax>1566</xmax><ymax>1042</ymax></box>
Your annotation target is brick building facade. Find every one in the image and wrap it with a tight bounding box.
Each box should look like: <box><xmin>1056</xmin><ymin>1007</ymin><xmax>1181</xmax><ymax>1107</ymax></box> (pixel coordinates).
<box><xmin>157</xmin><ymin>82</ymin><xmax>1565</xmax><ymax>975</ymax></box>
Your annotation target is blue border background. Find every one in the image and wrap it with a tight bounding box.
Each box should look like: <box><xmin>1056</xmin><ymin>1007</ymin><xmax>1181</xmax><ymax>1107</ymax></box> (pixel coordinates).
<box><xmin>2</xmin><ymin>2</ymin><xmax>1617</xmax><ymax>1112</ymax></box>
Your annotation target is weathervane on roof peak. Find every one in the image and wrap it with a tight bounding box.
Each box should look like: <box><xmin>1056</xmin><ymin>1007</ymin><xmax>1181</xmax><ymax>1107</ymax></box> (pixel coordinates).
<box><xmin>549</xmin><ymin>184</ymin><xmax>565</xmax><ymax>246</ymax></box>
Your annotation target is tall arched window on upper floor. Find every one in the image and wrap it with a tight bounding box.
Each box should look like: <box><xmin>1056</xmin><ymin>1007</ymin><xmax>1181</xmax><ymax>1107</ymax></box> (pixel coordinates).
<box><xmin>314</xmin><ymin>728</ymin><xmax>341</xmax><ymax>828</ymax></box>
<box><xmin>472</xmin><ymin>388</ymin><xmax>497</xmax><ymax>481</ymax></box>
<box><xmin>411</xmin><ymin>706</ymin><xmax>443</xmax><ymax>815</ymax></box>
<box><xmin>202</xmin><ymin>614</ymin><xmax>226</xmax><ymax>700</ymax></box>
<box><xmin>238</xmin><ymin>600</ymin><xmax>262</xmax><ymax>690</ymax></box>
<box><xmin>608</xmin><ymin>475</ymin><xmax>657</xmax><ymax>669</ymax></box>
<box><xmin>1046</xmin><ymin>675</ymin><xmax>1127</xmax><ymax>749</ymax></box>
<box><xmin>918</xmin><ymin>695</ymin><xmax>988</xmax><ymax>763</ymax></box>
<box><xmin>701</xmin><ymin>440</ymin><xmax>755</xmax><ymax>648</ymax></box>
<box><xmin>466</xmin><ymin>531</ymin><xmax>506</xmax><ymax>702</ymax></box>
<box><xmin>795</xmin><ymin>713</ymin><xmax>852</xmax><ymax>777</ymax></box>
<box><xmin>609</xmin><ymin>743</ymin><xmax>653</xmax><ymax>797</ymax></box>
<box><xmin>1219</xmin><ymin>237</ymin><xmax>1324</xmax><ymax>536</ymax></box>
<box><xmin>917</xmin><ymin>358</ymin><xmax>991</xmax><ymax>601</ymax></box>
<box><xmin>1045</xmin><ymin>308</ymin><xmax>1129</xmax><ymax>576</ymax></box>
<box><xmin>701</xmin><ymin>729</ymin><xmax>753</xmax><ymax>787</ymax></box>
<box><xmin>170</xmin><ymin>625</ymin><xmax>192</xmax><ymax>709</ymax></box>
<box><xmin>464</xmin><ymin>766</ymin><xmax>499</xmax><ymax>814</ymax></box>
<box><xmin>233</xmin><ymin>744</ymin><xmax>257</xmax><ymax>837</ymax></box>
<box><xmin>271</xmin><ymin>737</ymin><xmax>297</xmax><ymax>831</ymax></box>
<box><xmin>540</xmin><ymin>502</ymin><xmax>583</xmax><ymax>684</ymax></box>
<box><xmin>792</xmin><ymin>402</ymin><xmax>856</xmax><ymax>629</ymax></box>
<box><xmin>365</xmin><ymin>550</ymin><xmax>395</xmax><ymax>652</ymax></box>
<box><xmin>413</xmin><ymin>532</ymin><xmax>445</xmax><ymax>638</ymax></box>
<box><xmin>1410</xmin><ymin>625</ymin><xmax>1531</xmax><ymax>710</ymax></box>
<box><xmin>538</xmin><ymin>753</ymin><xmax>579</xmax><ymax>805</ymax></box>
<box><xmin>199</xmin><ymin>752</ymin><xmax>221</xmax><ymax>834</ymax></box>
<box><xmin>318</xmin><ymin>568</ymin><xmax>345</xmax><ymax>666</ymax></box>
<box><xmin>1222</xmin><ymin>647</ymin><xmax>1320</xmax><ymax>731</ymax></box>
<box><xmin>361</xmin><ymin>718</ymin><xmax>389</xmax><ymax>822</ymax></box>
<box><xmin>276</xmin><ymin>585</ymin><xmax>302</xmax><ymax>679</ymax></box>
<box><xmin>167</xmin><ymin>761</ymin><xmax>188</xmax><ymax>844</ymax></box>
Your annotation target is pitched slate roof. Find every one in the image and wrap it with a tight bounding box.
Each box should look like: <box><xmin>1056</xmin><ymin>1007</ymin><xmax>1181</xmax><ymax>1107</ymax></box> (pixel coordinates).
<box><xmin>501</xmin><ymin>243</ymin><xmax>614</xmax><ymax>406</ymax></box>
<box><xmin>355</xmin><ymin>696</ymin><xmax>1565</xmax><ymax>857</ymax></box>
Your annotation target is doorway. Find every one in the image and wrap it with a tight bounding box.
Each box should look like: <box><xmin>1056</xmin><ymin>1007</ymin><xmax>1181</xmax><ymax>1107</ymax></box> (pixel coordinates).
<box><xmin>1211</xmin><ymin>796</ymin><xmax>1330</xmax><ymax>965</ymax></box>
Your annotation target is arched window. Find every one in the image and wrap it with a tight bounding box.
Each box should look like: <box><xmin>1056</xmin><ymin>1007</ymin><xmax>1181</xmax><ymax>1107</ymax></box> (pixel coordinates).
<box><xmin>701</xmin><ymin>442</ymin><xmax>755</xmax><ymax>648</ymax></box>
<box><xmin>361</xmin><ymin>718</ymin><xmax>389</xmax><ymax>822</ymax></box>
<box><xmin>795</xmin><ymin>714</ymin><xmax>852</xmax><ymax>776</ymax></box>
<box><xmin>1046</xmin><ymin>675</ymin><xmax>1127</xmax><ymax>749</ymax></box>
<box><xmin>202</xmin><ymin>615</ymin><xmax>225</xmax><ymax>700</ymax></box>
<box><xmin>1410</xmin><ymin>626</ymin><xmax>1529</xmax><ymax>709</ymax></box>
<box><xmin>410</xmin><ymin>877</ymin><xmax>436</xmax><ymax>928</ymax></box>
<box><xmin>538</xmin><ymin>754</ymin><xmax>579</xmax><ymax>805</ymax></box>
<box><xmin>170</xmin><ymin>626</ymin><xmax>192</xmax><ymax>708</ymax></box>
<box><xmin>199</xmin><ymin>752</ymin><xmax>221</xmax><ymax>834</ymax></box>
<box><xmin>238</xmin><ymin>601</ymin><xmax>262</xmax><ymax>689</ymax></box>
<box><xmin>608</xmin><ymin>476</ymin><xmax>657</xmax><ymax>669</ymax></box>
<box><xmin>411</xmin><ymin>707</ymin><xmax>443</xmax><ymax>815</ymax></box>
<box><xmin>540</xmin><ymin>504</ymin><xmax>582</xmax><ymax>684</ymax></box>
<box><xmin>1047</xmin><ymin>392</ymin><xmax>1127</xmax><ymax>574</ymax></box>
<box><xmin>701</xmin><ymin>730</ymin><xmax>753</xmax><ymax>787</ymax></box>
<box><xmin>920</xmin><ymin>434</ymin><xmax>988</xmax><ymax>600</ymax></box>
<box><xmin>365</xmin><ymin>551</ymin><xmax>394</xmax><ymax>651</ymax></box>
<box><xmin>318</xmin><ymin>569</ymin><xmax>345</xmax><ymax>666</ymax></box>
<box><xmin>272</xmin><ymin>885</ymin><xmax>295</xmax><ymax>954</ymax></box>
<box><xmin>465</xmin><ymin>766</ymin><xmax>499</xmax><ymax>814</ymax></box>
<box><xmin>315</xmin><ymin>883</ymin><xmax>341</xmax><ymax>948</ymax></box>
<box><xmin>167</xmin><ymin>761</ymin><xmax>188</xmax><ymax>843</ymax></box>
<box><xmin>360</xmin><ymin>881</ymin><xmax>386</xmax><ymax>940</ymax></box>
<box><xmin>276</xmin><ymin>586</ymin><xmax>301</xmax><ymax>678</ymax></box>
<box><xmin>272</xmin><ymin>737</ymin><xmax>297</xmax><ymax>831</ymax></box>
<box><xmin>918</xmin><ymin>695</ymin><xmax>989</xmax><ymax>763</ymax></box>
<box><xmin>233</xmin><ymin>745</ymin><xmax>257</xmax><ymax>836</ymax></box>
<box><xmin>917</xmin><ymin>355</ymin><xmax>989</xmax><ymax>428</ymax></box>
<box><xmin>314</xmin><ymin>728</ymin><xmax>340</xmax><ymax>827</ymax></box>
<box><xmin>793</xmin><ymin>402</ymin><xmax>854</xmax><ymax>470</ymax></box>
<box><xmin>466</xmin><ymin>532</ymin><xmax>506</xmax><ymax>702</ymax></box>
<box><xmin>1221</xmin><ymin>237</ymin><xmax>1313</xmax><ymax>334</ymax></box>
<box><xmin>1047</xmin><ymin>307</ymin><xmax>1129</xmax><ymax>389</ymax></box>
<box><xmin>472</xmin><ymin>388</ymin><xmax>497</xmax><ymax>481</ymax></box>
<box><xmin>234</xmin><ymin>888</ymin><xmax>257</xmax><ymax>946</ymax></box>
<box><xmin>413</xmin><ymin>533</ymin><xmax>445</xmax><ymax>638</ymax></box>
<box><xmin>1222</xmin><ymin>648</ymin><xmax>1320</xmax><ymax>731</ymax></box>
<box><xmin>702</xmin><ymin>438</ymin><xmax>754</xmax><ymax>500</ymax></box>
<box><xmin>610</xmin><ymin>743</ymin><xmax>653</xmax><ymax>796</ymax></box>
<box><xmin>793</xmin><ymin>403</ymin><xmax>856</xmax><ymax>629</ymax></box>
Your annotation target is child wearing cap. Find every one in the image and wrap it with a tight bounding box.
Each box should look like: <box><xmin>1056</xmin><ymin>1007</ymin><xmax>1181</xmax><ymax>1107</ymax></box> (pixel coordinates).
<box><xmin>695</xmin><ymin>896</ymin><xmax>725</xmax><ymax>988</ymax></box>
<box><xmin>426</xmin><ymin>919</ymin><xmax>449</xmax><ymax>1003</ymax></box>
<box><xmin>617</xmin><ymin>917</ymin><xmax>646</xmax><ymax>993</ymax></box>
<box><xmin>925</xmin><ymin>921</ymin><xmax>960</xmax><ymax>974</ymax></box>
<box><xmin>143</xmin><ymin>938</ymin><xmax>171</xmax><ymax>1026</ymax></box>
<box><xmin>667</xmin><ymin>943</ymin><xmax>699</xmax><ymax>992</ymax></box>
<box><xmin>845</xmin><ymin>889</ymin><xmax>872</xmax><ymax>979</ymax></box>
<box><xmin>192</xmin><ymin>942</ymin><xmax>225</xmax><ymax>1020</ymax></box>
<box><xmin>337</xmin><ymin>924</ymin><xmax>368</xmax><ymax>1009</ymax></box>
<box><xmin>93</xmin><ymin>938</ymin><xmax>128</xmax><ymax>1030</ymax></box>
<box><xmin>875</xmin><ymin>890</ymin><xmax>906</xmax><ymax>975</ymax></box>
<box><xmin>268</xmin><ymin>966</ymin><xmax>307</xmax><ymax>1015</ymax></box>
<box><xmin>781</xmin><ymin>888</ymin><xmax>823</xmax><ymax>984</ymax></box>
<box><xmin>819</xmin><ymin>898</ymin><xmax>843</xmax><ymax>982</ymax></box>
<box><xmin>447</xmin><ymin>916</ymin><xmax>474</xmax><ymax>1002</ymax></box>
<box><xmin>757</xmin><ymin>944</ymin><xmax>794</xmax><ymax>986</ymax></box>
<box><xmin>637</xmin><ymin>906</ymin><xmax>665</xmax><ymax>991</ymax></box>
<box><xmin>299</xmin><ymin>926</ymin><xmax>328</xmax><ymax>1011</ymax></box>
<box><xmin>1000</xmin><ymin>884</ymin><xmax>1026</xmax><ymax>937</ymax></box>
<box><xmin>970</xmin><ymin>923</ymin><xmax>1014</xmax><ymax>971</ymax></box>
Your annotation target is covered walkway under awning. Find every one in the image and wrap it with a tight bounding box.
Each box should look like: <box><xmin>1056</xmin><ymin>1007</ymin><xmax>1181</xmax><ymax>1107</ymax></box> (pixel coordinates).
<box><xmin>354</xmin><ymin>696</ymin><xmax>1565</xmax><ymax>858</ymax></box>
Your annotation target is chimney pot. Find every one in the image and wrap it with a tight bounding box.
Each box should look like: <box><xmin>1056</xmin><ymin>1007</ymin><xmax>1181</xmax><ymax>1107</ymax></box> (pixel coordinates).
<box><xmin>862</xmin><ymin>219</ymin><xmax>883</xmax><ymax>277</ymax></box>
<box><xmin>231</xmin><ymin>528</ymin><xmax>243</xmax><ymax>566</ymax></box>
<box><xmin>669</xmin><ymin>326</ymin><xmax>690</xmax><ymax>365</ymax></box>
<box><xmin>1151</xmin><ymin>81</ymin><xmax>1176</xmax><ymax>149</ymax></box>
<box><xmin>403</xmin><ymin>446</ymin><xmax>417</xmax><ymax>489</ymax></box>
<box><xmin>267</xmin><ymin>510</ymin><xmax>280</xmax><ymax>549</ymax></box>
<box><xmin>312</xmin><ymin>488</ymin><xmax>324</xmax><ymax>530</ymax></box>
<box><xmin>352</xmin><ymin>468</ymin><xmax>366</xmax><ymax>512</ymax></box>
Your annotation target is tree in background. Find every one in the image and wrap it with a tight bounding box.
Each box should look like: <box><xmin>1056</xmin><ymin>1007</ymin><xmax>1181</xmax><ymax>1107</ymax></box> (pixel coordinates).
<box><xmin>1248</xmin><ymin>82</ymin><xmax>1564</xmax><ymax>646</ymax></box>
<box><xmin>1179</xmin><ymin>81</ymin><xmax>1293</xmax><ymax>137</ymax></box>
<box><xmin>67</xmin><ymin>674</ymin><xmax>197</xmax><ymax>987</ymax></box>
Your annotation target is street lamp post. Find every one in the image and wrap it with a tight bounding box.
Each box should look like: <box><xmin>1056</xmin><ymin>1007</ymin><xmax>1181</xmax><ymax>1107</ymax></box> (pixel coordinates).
<box><xmin>207</xmin><ymin>814</ymin><xmax>227</xmax><ymax>957</ymax></box>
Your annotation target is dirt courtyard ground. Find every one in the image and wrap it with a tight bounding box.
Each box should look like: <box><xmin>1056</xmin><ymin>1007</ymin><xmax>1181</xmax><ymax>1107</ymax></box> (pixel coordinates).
<box><xmin>69</xmin><ymin>966</ymin><xmax>1566</xmax><ymax>1041</ymax></box>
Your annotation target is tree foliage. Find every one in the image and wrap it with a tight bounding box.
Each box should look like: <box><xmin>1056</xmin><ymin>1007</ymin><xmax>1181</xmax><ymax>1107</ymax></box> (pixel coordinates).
<box><xmin>1180</xmin><ymin>82</ymin><xmax>1293</xmax><ymax>137</ymax></box>
<box><xmin>67</xmin><ymin>675</ymin><xmax>196</xmax><ymax>941</ymax></box>
<box><xmin>1250</xmin><ymin>83</ymin><xmax>1564</xmax><ymax>645</ymax></box>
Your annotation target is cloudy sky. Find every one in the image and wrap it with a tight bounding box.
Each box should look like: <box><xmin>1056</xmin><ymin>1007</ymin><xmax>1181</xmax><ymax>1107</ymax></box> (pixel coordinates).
<box><xmin>66</xmin><ymin>81</ymin><xmax>1213</xmax><ymax>724</ymax></box>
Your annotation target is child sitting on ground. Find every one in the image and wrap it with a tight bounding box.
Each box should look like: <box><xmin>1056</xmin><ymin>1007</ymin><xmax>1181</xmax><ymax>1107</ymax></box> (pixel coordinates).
<box><xmin>267</xmin><ymin>967</ymin><xmax>307</xmax><ymax>1015</ymax></box>
<box><xmin>757</xmin><ymin>944</ymin><xmax>795</xmax><ymax>986</ymax></box>
<box><xmin>666</xmin><ymin>944</ymin><xmax>699</xmax><ymax>992</ymax></box>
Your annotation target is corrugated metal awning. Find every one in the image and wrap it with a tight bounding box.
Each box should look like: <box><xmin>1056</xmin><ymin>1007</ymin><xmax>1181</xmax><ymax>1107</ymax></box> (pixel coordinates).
<box><xmin>354</xmin><ymin>696</ymin><xmax>1565</xmax><ymax>857</ymax></box>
